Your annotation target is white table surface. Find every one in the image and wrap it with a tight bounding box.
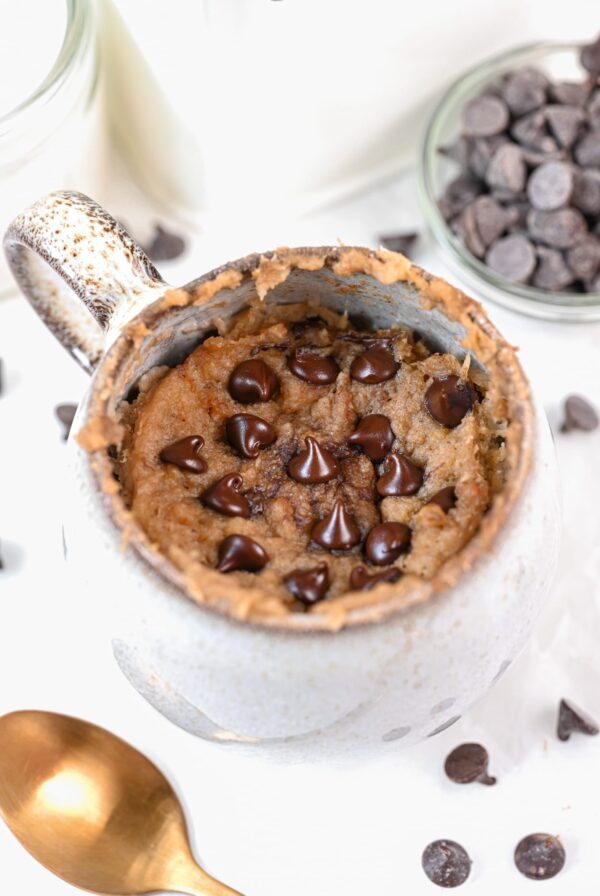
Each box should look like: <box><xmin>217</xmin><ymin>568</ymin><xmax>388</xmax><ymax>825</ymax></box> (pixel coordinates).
<box><xmin>1</xmin><ymin>169</ymin><xmax>600</xmax><ymax>895</ymax></box>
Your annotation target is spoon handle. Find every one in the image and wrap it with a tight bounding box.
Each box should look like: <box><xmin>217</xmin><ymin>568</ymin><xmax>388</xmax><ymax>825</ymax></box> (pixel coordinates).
<box><xmin>172</xmin><ymin>861</ymin><xmax>245</xmax><ymax>896</ymax></box>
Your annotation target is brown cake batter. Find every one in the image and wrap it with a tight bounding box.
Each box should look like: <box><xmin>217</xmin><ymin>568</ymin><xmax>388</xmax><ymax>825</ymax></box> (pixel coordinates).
<box><xmin>116</xmin><ymin>300</ymin><xmax>507</xmax><ymax>613</ymax></box>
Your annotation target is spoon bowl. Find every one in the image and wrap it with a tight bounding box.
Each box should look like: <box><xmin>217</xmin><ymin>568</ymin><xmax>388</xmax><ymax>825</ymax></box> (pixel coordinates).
<box><xmin>0</xmin><ymin>710</ymin><xmax>243</xmax><ymax>896</ymax></box>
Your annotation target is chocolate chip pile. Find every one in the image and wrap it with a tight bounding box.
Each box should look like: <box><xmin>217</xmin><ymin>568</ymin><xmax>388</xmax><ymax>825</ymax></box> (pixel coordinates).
<box><xmin>438</xmin><ymin>34</ymin><xmax>600</xmax><ymax>293</ymax></box>
<box><xmin>118</xmin><ymin>304</ymin><xmax>503</xmax><ymax>613</ymax></box>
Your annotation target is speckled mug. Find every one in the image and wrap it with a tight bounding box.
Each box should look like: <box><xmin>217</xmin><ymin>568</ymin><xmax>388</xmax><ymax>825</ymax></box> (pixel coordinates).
<box><xmin>4</xmin><ymin>191</ymin><xmax>560</xmax><ymax>757</ymax></box>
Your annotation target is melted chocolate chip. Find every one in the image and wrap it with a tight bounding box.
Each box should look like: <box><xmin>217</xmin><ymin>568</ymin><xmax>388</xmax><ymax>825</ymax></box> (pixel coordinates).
<box><xmin>557</xmin><ymin>698</ymin><xmax>599</xmax><ymax>741</ymax></box>
<box><xmin>349</xmin><ymin>565</ymin><xmax>401</xmax><ymax>591</ymax></box>
<box><xmin>365</xmin><ymin>522</ymin><xmax>411</xmax><ymax>566</ymax></box>
<box><xmin>444</xmin><ymin>743</ymin><xmax>496</xmax><ymax>786</ymax></box>
<box><xmin>159</xmin><ymin>435</ymin><xmax>206</xmax><ymax>473</ymax></box>
<box><xmin>228</xmin><ymin>359</ymin><xmax>279</xmax><ymax>403</ymax></box>
<box><xmin>201</xmin><ymin>473</ymin><xmax>251</xmax><ymax>517</ymax></box>
<box><xmin>226</xmin><ymin>413</ymin><xmax>276</xmax><ymax>458</ymax></box>
<box><xmin>428</xmin><ymin>486</ymin><xmax>457</xmax><ymax>512</ymax></box>
<box><xmin>348</xmin><ymin>414</ymin><xmax>394</xmax><ymax>462</ymax></box>
<box><xmin>350</xmin><ymin>347</ymin><xmax>399</xmax><ymax>384</ymax></box>
<box><xmin>288</xmin><ymin>349</ymin><xmax>339</xmax><ymax>384</ymax></box>
<box><xmin>288</xmin><ymin>437</ymin><xmax>340</xmax><ymax>484</ymax></box>
<box><xmin>514</xmin><ymin>834</ymin><xmax>565</xmax><ymax>881</ymax></box>
<box><xmin>425</xmin><ymin>376</ymin><xmax>474</xmax><ymax>428</ymax></box>
<box><xmin>376</xmin><ymin>453</ymin><xmax>424</xmax><ymax>497</ymax></box>
<box><xmin>216</xmin><ymin>534</ymin><xmax>268</xmax><ymax>573</ymax></box>
<box><xmin>55</xmin><ymin>403</ymin><xmax>78</xmax><ymax>441</ymax></box>
<box><xmin>284</xmin><ymin>562</ymin><xmax>330</xmax><ymax>605</ymax></box>
<box><xmin>311</xmin><ymin>498</ymin><xmax>361</xmax><ymax>551</ymax></box>
<box><xmin>422</xmin><ymin>840</ymin><xmax>472</xmax><ymax>888</ymax></box>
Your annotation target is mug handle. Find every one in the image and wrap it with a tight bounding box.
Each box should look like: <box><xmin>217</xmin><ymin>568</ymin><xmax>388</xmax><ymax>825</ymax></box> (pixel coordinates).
<box><xmin>3</xmin><ymin>191</ymin><xmax>168</xmax><ymax>374</ymax></box>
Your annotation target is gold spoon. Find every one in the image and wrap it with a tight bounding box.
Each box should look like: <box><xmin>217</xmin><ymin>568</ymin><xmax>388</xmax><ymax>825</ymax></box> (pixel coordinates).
<box><xmin>0</xmin><ymin>710</ymin><xmax>244</xmax><ymax>896</ymax></box>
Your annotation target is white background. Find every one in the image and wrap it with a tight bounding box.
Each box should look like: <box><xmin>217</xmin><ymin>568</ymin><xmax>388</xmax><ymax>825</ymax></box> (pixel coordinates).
<box><xmin>1</xmin><ymin>169</ymin><xmax>600</xmax><ymax>895</ymax></box>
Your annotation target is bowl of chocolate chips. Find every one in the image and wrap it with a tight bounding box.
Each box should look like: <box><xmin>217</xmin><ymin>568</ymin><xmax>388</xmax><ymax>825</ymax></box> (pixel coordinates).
<box><xmin>420</xmin><ymin>36</ymin><xmax>600</xmax><ymax>320</ymax></box>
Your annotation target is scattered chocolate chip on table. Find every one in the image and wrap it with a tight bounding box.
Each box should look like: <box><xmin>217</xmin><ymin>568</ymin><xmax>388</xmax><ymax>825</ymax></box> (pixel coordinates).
<box><xmin>422</xmin><ymin>839</ymin><xmax>472</xmax><ymax>888</ymax></box>
<box><xmin>514</xmin><ymin>833</ymin><xmax>566</xmax><ymax>881</ymax></box>
<box><xmin>437</xmin><ymin>34</ymin><xmax>600</xmax><ymax>294</ymax></box>
<box><xmin>143</xmin><ymin>224</ymin><xmax>186</xmax><ymax>262</ymax></box>
<box><xmin>557</xmin><ymin>698</ymin><xmax>599</xmax><ymax>741</ymax></box>
<box><xmin>444</xmin><ymin>742</ymin><xmax>496</xmax><ymax>786</ymax></box>
<box><xmin>560</xmin><ymin>394</ymin><xmax>599</xmax><ymax>432</ymax></box>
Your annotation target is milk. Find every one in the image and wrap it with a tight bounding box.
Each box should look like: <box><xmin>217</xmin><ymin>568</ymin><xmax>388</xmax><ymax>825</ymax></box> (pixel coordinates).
<box><xmin>0</xmin><ymin>0</ymin><xmax>66</xmax><ymax>116</ymax></box>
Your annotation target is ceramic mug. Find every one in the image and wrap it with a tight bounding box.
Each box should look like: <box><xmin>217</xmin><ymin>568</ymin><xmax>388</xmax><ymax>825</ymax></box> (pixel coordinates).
<box><xmin>4</xmin><ymin>191</ymin><xmax>560</xmax><ymax>758</ymax></box>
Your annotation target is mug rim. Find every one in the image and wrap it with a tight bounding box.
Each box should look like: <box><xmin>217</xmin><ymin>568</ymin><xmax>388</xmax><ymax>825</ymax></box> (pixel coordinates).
<box><xmin>79</xmin><ymin>245</ymin><xmax>533</xmax><ymax>634</ymax></box>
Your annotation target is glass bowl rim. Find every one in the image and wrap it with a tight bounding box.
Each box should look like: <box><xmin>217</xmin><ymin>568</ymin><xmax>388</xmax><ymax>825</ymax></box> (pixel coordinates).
<box><xmin>418</xmin><ymin>38</ymin><xmax>600</xmax><ymax>314</ymax></box>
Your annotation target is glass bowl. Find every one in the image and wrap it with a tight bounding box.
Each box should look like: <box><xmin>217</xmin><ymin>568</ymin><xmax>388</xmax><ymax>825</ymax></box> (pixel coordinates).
<box><xmin>419</xmin><ymin>41</ymin><xmax>600</xmax><ymax>322</ymax></box>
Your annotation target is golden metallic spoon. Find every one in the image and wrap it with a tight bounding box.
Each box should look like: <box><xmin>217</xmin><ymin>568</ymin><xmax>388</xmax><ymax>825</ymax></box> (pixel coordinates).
<box><xmin>0</xmin><ymin>710</ymin><xmax>244</xmax><ymax>896</ymax></box>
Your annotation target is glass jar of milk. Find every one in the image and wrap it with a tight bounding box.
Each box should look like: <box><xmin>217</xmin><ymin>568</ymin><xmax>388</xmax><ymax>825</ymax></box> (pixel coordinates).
<box><xmin>0</xmin><ymin>0</ymin><xmax>99</xmax><ymax>296</ymax></box>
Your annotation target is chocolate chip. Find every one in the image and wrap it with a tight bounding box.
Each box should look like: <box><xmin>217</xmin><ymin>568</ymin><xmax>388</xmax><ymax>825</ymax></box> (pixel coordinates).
<box><xmin>290</xmin><ymin>316</ymin><xmax>328</xmax><ymax>336</ymax></box>
<box><xmin>551</xmin><ymin>80</ymin><xmax>592</xmax><ymax>107</ymax></box>
<box><xmin>349</xmin><ymin>565</ymin><xmax>401</xmax><ymax>591</ymax></box>
<box><xmin>566</xmin><ymin>235</ymin><xmax>600</xmax><ymax>281</ymax></box>
<box><xmin>572</xmin><ymin>168</ymin><xmax>600</xmax><ymax>215</ymax></box>
<box><xmin>428</xmin><ymin>486</ymin><xmax>457</xmax><ymax>512</ymax></box>
<box><xmin>348</xmin><ymin>414</ymin><xmax>394</xmax><ymax>462</ymax></box>
<box><xmin>144</xmin><ymin>224</ymin><xmax>186</xmax><ymax>262</ymax></box>
<box><xmin>228</xmin><ymin>359</ymin><xmax>279</xmax><ymax>403</ymax></box>
<box><xmin>378</xmin><ymin>232</ymin><xmax>418</xmax><ymax>254</ymax></box>
<box><xmin>486</xmin><ymin>233</ymin><xmax>536</xmax><ymax>282</ymax></box>
<box><xmin>159</xmin><ymin>435</ymin><xmax>206</xmax><ymax>473</ymax></box>
<box><xmin>425</xmin><ymin>376</ymin><xmax>474</xmax><ymax>428</ymax></box>
<box><xmin>226</xmin><ymin>413</ymin><xmax>276</xmax><ymax>458</ymax></box>
<box><xmin>438</xmin><ymin>138</ymin><xmax>470</xmax><ymax>167</ymax></box>
<box><xmin>472</xmin><ymin>195</ymin><xmax>518</xmax><ymax>246</ymax></box>
<box><xmin>201</xmin><ymin>473</ymin><xmax>251</xmax><ymax>517</ymax></box>
<box><xmin>544</xmin><ymin>105</ymin><xmax>586</xmax><ymax>148</ymax></box>
<box><xmin>574</xmin><ymin>127</ymin><xmax>600</xmax><ymax>166</ymax></box>
<box><xmin>463</xmin><ymin>95</ymin><xmax>509</xmax><ymax>137</ymax></box>
<box><xmin>439</xmin><ymin>174</ymin><xmax>484</xmax><ymax>220</ymax></box>
<box><xmin>511</xmin><ymin>110</ymin><xmax>553</xmax><ymax>151</ymax></box>
<box><xmin>514</xmin><ymin>834</ymin><xmax>565</xmax><ymax>880</ymax></box>
<box><xmin>503</xmin><ymin>68</ymin><xmax>548</xmax><ymax>116</ymax></box>
<box><xmin>284</xmin><ymin>562</ymin><xmax>329</xmax><ymax>605</ymax></box>
<box><xmin>376</xmin><ymin>453</ymin><xmax>424</xmax><ymax>497</ymax></box>
<box><xmin>459</xmin><ymin>203</ymin><xmax>486</xmax><ymax>258</ymax></box>
<box><xmin>288</xmin><ymin>436</ymin><xmax>340</xmax><ymax>484</ymax></box>
<box><xmin>365</xmin><ymin>521</ymin><xmax>410</xmax><ymax>565</ymax></box>
<box><xmin>312</xmin><ymin>498</ymin><xmax>361</xmax><ymax>551</ymax></box>
<box><xmin>581</xmin><ymin>34</ymin><xmax>600</xmax><ymax>74</ymax></box>
<box><xmin>527</xmin><ymin>161</ymin><xmax>574</xmax><ymax>211</ymax></box>
<box><xmin>533</xmin><ymin>247</ymin><xmax>575</xmax><ymax>291</ymax></box>
<box><xmin>486</xmin><ymin>144</ymin><xmax>527</xmax><ymax>194</ymax></box>
<box><xmin>54</xmin><ymin>403</ymin><xmax>78</xmax><ymax>441</ymax></box>
<box><xmin>216</xmin><ymin>534</ymin><xmax>268</xmax><ymax>573</ymax></box>
<box><xmin>527</xmin><ymin>207</ymin><xmax>588</xmax><ymax>249</ymax></box>
<box><xmin>444</xmin><ymin>743</ymin><xmax>496</xmax><ymax>785</ymax></box>
<box><xmin>422</xmin><ymin>839</ymin><xmax>472</xmax><ymax>888</ymax></box>
<box><xmin>557</xmin><ymin>698</ymin><xmax>599</xmax><ymax>740</ymax></box>
<box><xmin>561</xmin><ymin>394</ymin><xmax>599</xmax><ymax>432</ymax></box>
<box><xmin>350</xmin><ymin>347</ymin><xmax>398</xmax><ymax>384</ymax></box>
<box><xmin>288</xmin><ymin>349</ymin><xmax>339</xmax><ymax>385</ymax></box>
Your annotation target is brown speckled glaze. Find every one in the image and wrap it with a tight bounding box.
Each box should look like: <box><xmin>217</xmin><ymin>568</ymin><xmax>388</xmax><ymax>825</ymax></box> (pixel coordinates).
<box><xmin>3</xmin><ymin>191</ymin><xmax>165</xmax><ymax>372</ymax></box>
